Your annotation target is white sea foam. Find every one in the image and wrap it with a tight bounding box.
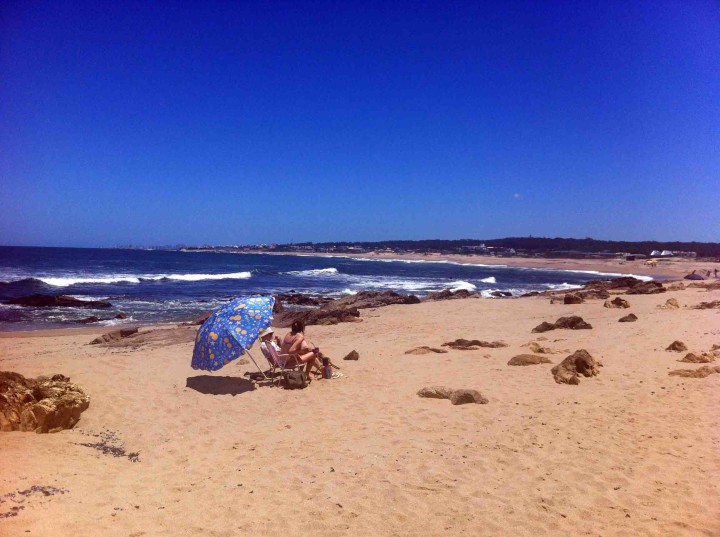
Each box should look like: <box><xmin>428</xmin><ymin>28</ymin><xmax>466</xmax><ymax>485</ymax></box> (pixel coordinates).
<box><xmin>447</xmin><ymin>280</ymin><xmax>477</xmax><ymax>292</ymax></box>
<box><xmin>285</xmin><ymin>268</ymin><xmax>339</xmax><ymax>276</ymax></box>
<box><xmin>545</xmin><ymin>282</ymin><xmax>584</xmax><ymax>291</ymax></box>
<box><xmin>37</xmin><ymin>271</ymin><xmax>252</xmax><ymax>286</ymax></box>
<box><xmin>479</xmin><ymin>276</ymin><xmax>497</xmax><ymax>284</ymax></box>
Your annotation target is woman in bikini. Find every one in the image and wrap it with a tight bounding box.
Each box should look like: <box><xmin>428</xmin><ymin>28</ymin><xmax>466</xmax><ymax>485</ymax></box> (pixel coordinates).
<box><xmin>281</xmin><ymin>320</ymin><xmax>322</xmax><ymax>380</ymax></box>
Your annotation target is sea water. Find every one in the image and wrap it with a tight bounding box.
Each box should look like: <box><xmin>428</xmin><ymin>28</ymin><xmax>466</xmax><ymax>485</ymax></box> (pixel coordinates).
<box><xmin>0</xmin><ymin>246</ymin><xmax>651</xmax><ymax>331</ymax></box>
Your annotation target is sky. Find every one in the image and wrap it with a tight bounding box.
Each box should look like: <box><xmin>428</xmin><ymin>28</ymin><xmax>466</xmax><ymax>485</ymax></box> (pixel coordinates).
<box><xmin>1</xmin><ymin>0</ymin><xmax>718</xmax><ymax>247</ymax></box>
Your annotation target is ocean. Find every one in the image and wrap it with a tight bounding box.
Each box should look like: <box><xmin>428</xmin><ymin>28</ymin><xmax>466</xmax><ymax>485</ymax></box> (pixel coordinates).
<box><xmin>0</xmin><ymin>246</ymin><xmax>651</xmax><ymax>331</ymax></box>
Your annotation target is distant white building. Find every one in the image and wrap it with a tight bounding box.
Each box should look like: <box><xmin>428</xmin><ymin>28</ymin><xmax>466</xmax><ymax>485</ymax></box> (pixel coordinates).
<box><xmin>650</xmin><ymin>250</ymin><xmax>662</xmax><ymax>256</ymax></box>
<box><xmin>660</xmin><ymin>250</ymin><xmax>674</xmax><ymax>256</ymax></box>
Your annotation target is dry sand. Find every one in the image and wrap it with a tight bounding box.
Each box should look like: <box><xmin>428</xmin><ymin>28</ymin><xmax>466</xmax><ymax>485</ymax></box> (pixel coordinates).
<box><xmin>2</xmin><ymin>285</ymin><xmax>720</xmax><ymax>536</ymax></box>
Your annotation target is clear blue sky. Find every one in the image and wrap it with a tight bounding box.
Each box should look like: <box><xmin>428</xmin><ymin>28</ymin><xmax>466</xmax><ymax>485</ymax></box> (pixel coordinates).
<box><xmin>1</xmin><ymin>1</ymin><xmax>718</xmax><ymax>247</ymax></box>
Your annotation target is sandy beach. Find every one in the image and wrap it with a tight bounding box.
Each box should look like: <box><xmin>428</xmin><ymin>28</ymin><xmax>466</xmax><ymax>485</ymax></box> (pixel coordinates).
<box><xmin>2</xmin><ymin>277</ymin><xmax>719</xmax><ymax>536</ymax></box>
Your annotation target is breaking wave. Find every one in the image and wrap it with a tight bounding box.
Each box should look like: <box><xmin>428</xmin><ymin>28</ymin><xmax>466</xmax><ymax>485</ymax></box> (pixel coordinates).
<box><xmin>447</xmin><ymin>280</ymin><xmax>477</xmax><ymax>292</ymax></box>
<box><xmin>10</xmin><ymin>272</ymin><xmax>253</xmax><ymax>287</ymax></box>
<box><xmin>284</xmin><ymin>268</ymin><xmax>339</xmax><ymax>276</ymax></box>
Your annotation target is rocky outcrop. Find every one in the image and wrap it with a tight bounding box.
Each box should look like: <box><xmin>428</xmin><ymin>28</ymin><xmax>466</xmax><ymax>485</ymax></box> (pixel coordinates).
<box><xmin>76</xmin><ymin>316</ymin><xmax>100</xmax><ymax>324</ymax></box>
<box><xmin>659</xmin><ymin>298</ymin><xmax>680</xmax><ymax>310</ymax></box>
<box><xmin>489</xmin><ymin>291</ymin><xmax>513</xmax><ymax>298</ymax></box>
<box><xmin>89</xmin><ymin>328</ymin><xmax>139</xmax><ymax>345</ymax></box>
<box><xmin>5</xmin><ymin>294</ymin><xmax>112</xmax><ymax>309</ymax></box>
<box><xmin>423</xmin><ymin>289</ymin><xmax>478</xmax><ymax>301</ymax></box>
<box><xmin>274</xmin><ymin>291</ymin><xmax>419</xmax><ymax>327</ymax></box>
<box><xmin>679</xmin><ymin>352</ymin><xmax>715</xmax><ymax>363</ymax></box>
<box><xmin>274</xmin><ymin>293</ymin><xmax>333</xmax><ymax>308</ymax></box>
<box><xmin>626</xmin><ymin>281</ymin><xmax>666</xmax><ymax>295</ymax></box>
<box><xmin>551</xmin><ymin>350</ymin><xmax>601</xmax><ymax>385</ymax></box>
<box><xmin>604</xmin><ymin>297</ymin><xmax>630</xmax><ymax>309</ymax></box>
<box><xmin>417</xmin><ymin>386</ymin><xmax>488</xmax><ymax>405</ymax></box>
<box><xmin>0</xmin><ymin>372</ymin><xmax>90</xmax><ymax>433</ymax></box>
<box><xmin>343</xmin><ymin>350</ymin><xmax>360</xmax><ymax>360</ymax></box>
<box><xmin>618</xmin><ymin>313</ymin><xmax>638</xmax><ymax>322</ymax></box>
<box><xmin>533</xmin><ymin>316</ymin><xmax>592</xmax><ymax>333</ymax></box>
<box><xmin>577</xmin><ymin>288</ymin><xmax>611</xmax><ymax>300</ymax></box>
<box><xmin>507</xmin><ymin>354</ymin><xmax>553</xmax><ymax>366</ymax></box>
<box><xmin>563</xmin><ymin>293</ymin><xmax>584</xmax><ymax>304</ymax></box>
<box><xmin>583</xmin><ymin>277</ymin><xmax>665</xmax><ymax>295</ymax></box>
<box><xmin>668</xmin><ymin>366</ymin><xmax>720</xmax><ymax>378</ymax></box>
<box><xmin>404</xmin><ymin>346</ymin><xmax>448</xmax><ymax>355</ymax></box>
<box><xmin>692</xmin><ymin>300</ymin><xmax>720</xmax><ymax>310</ymax></box>
<box><xmin>666</xmin><ymin>340</ymin><xmax>687</xmax><ymax>352</ymax></box>
<box><xmin>114</xmin><ymin>312</ymin><xmax>128</xmax><ymax>319</ymax></box>
<box><xmin>441</xmin><ymin>339</ymin><xmax>508</xmax><ymax>350</ymax></box>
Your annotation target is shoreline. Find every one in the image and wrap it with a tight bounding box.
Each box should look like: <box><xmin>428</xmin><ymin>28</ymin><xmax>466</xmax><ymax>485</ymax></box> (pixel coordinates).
<box><xmin>232</xmin><ymin>249</ymin><xmax>718</xmax><ymax>280</ymax></box>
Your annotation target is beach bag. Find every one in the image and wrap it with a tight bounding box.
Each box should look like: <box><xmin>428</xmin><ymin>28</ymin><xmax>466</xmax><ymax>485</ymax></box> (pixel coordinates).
<box><xmin>283</xmin><ymin>371</ymin><xmax>307</xmax><ymax>390</ymax></box>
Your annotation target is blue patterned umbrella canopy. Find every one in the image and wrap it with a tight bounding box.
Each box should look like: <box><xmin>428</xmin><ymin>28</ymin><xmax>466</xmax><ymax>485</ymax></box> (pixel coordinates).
<box><xmin>191</xmin><ymin>295</ymin><xmax>275</xmax><ymax>372</ymax></box>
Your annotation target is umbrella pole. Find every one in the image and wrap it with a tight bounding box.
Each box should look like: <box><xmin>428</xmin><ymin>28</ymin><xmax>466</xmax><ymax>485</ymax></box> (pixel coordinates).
<box><xmin>245</xmin><ymin>350</ymin><xmax>268</xmax><ymax>379</ymax></box>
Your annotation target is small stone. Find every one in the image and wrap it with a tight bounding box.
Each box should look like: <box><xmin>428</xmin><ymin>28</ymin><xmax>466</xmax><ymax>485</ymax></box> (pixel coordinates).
<box><xmin>449</xmin><ymin>389</ymin><xmax>488</xmax><ymax>405</ymax></box>
<box><xmin>618</xmin><ymin>313</ymin><xmax>638</xmax><ymax>322</ymax></box>
<box><xmin>417</xmin><ymin>386</ymin><xmax>454</xmax><ymax>399</ymax></box>
<box><xmin>665</xmin><ymin>341</ymin><xmax>687</xmax><ymax>352</ymax></box>
<box><xmin>343</xmin><ymin>350</ymin><xmax>359</xmax><ymax>361</ymax></box>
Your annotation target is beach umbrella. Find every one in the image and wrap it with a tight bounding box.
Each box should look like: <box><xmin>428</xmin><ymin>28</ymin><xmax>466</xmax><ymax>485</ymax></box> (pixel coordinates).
<box><xmin>683</xmin><ymin>273</ymin><xmax>705</xmax><ymax>280</ymax></box>
<box><xmin>191</xmin><ymin>295</ymin><xmax>274</xmax><ymax>377</ymax></box>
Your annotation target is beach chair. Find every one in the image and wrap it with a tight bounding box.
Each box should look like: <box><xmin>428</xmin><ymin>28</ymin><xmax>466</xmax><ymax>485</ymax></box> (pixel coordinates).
<box><xmin>259</xmin><ymin>341</ymin><xmax>306</xmax><ymax>385</ymax></box>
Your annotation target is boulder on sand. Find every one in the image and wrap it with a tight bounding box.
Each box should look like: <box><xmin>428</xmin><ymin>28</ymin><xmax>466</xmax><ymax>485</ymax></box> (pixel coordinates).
<box><xmin>668</xmin><ymin>366</ymin><xmax>720</xmax><ymax>378</ymax></box>
<box><xmin>423</xmin><ymin>289</ymin><xmax>478</xmax><ymax>301</ymax></box>
<box><xmin>5</xmin><ymin>294</ymin><xmax>112</xmax><ymax>309</ymax></box>
<box><xmin>507</xmin><ymin>354</ymin><xmax>553</xmax><ymax>366</ymax></box>
<box><xmin>343</xmin><ymin>350</ymin><xmax>360</xmax><ymax>360</ymax></box>
<box><xmin>679</xmin><ymin>352</ymin><xmax>715</xmax><ymax>363</ymax></box>
<box><xmin>665</xmin><ymin>340</ymin><xmax>687</xmax><ymax>352</ymax></box>
<box><xmin>532</xmin><ymin>321</ymin><xmax>556</xmax><ymax>333</ymax></box>
<box><xmin>563</xmin><ymin>293</ymin><xmax>584</xmax><ymax>304</ymax></box>
<box><xmin>603</xmin><ymin>297</ymin><xmax>630</xmax><ymax>309</ymax></box>
<box><xmin>89</xmin><ymin>328</ymin><xmax>140</xmax><ymax>345</ymax></box>
<box><xmin>0</xmin><ymin>372</ymin><xmax>90</xmax><ymax>433</ymax></box>
<box><xmin>618</xmin><ymin>313</ymin><xmax>638</xmax><ymax>322</ymax></box>
<box><xmin>551</xmin><ymin>349</ymin><xmax>601</xmax><ymax>385</ymax></box>
<box><xmin>417</xmin><ymin>386</ymin><xmax>488</xmax><ymax>405</ymax></box>
<box><xmin>659</xmin><ymin>298</ymin><xmax>680</xmax><ymax>310</ymax></box>
<box><xmin>532</xmin><ymin>316</ymin><xmax>592</xmax><ymax>333</ymax></box>
<box><xmin>626</xmin><ymin>281</ymin><xmax>666</xmax><ymax>295</ymax></box>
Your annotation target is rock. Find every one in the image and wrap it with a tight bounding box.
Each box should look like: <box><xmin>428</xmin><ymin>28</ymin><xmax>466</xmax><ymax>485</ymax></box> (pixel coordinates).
<box><xmin>333</xmin><ymin>291</ymin><xmax>421</xmax><ymax>309</ymax></box>
<box><xmin>563</xmin><ymin>293</ymin><xmax>584</xmax><ymax>304</ymax></box>
<box><xmin>524</xmin><ymin>341</ymin><xmax>555</xmax><ymax>354</ymax></box>
<box><xmin>507</xmin><ymin>354</ymin><xmax>553</xmax><ymax>366</ymax></box>
<box><xmin>423</xmin><ymin>289</ymin><xmax>478</xmax><ymax>301</ymax></box>
<box><xmin>0</xmin><ymin>372</ymin><xmax>90</xmax><ymax>433</ymax></box>
<box><xmin>660</xmin><ymin>298</ymin><xmax>680</xmax><ymax>310</ymax></box>
<box><xmin>76</xmin><ymin>316</ymin><xmax>101</xmax><ymax>324</ymax></box>
<box><xmin>604</xmin><ymin>297</ymin><xmax>630</xmax><ymax>309</ymax></box>
<box><xmin>417</xmin><ymin>386</ymin><xmax>454</xmax><ymax>399</ymax></box>
<box><xmin>551</xmin><ymin>349</ymin><xmax>601</xmax><ymax>385</ymax></box>
<box><xmin>554</xmin><ymin>316</ymin><xmax>592</xmax><ymax>330</ymax></box>
<box><xmin>273</xmin><ymin>293</ymin><xmax>333</xmax><ymax>308</ymax></box>
<box><xmin>577</xmin><ymin>288</ymin><xmax>610</xmax><ymax>300</ymax></box>
<box><xmin>679</xmin><ymin>352</ymin><xmax>715</xmax><ymax>363</ymax></box>
<box><xmin>668</xmin><ymin>366</ymin><xmax>720</xmax><ymax>378</ymax></box>
<box><xmin>521</xmin><ymin>291</ymin><xmax>541</xmax><ymax>297</ymax></box>
<box><xmin>186</xmin><ymin>311</ymin><xmax>212</xmax><ymax>326</ymax></box>
<box><xmin>532</xmin><ymin>321</ymin><xmax>557</xmax><ymax>333</ymax></box>
<box><xmin>489</xmin><ymin>291</ymin><xmax>512</xmax><ymax>298</ymax></box>
<box><xmin>343</xmin><ymin>350</ymin><xmax>360</xmax><ymax>360</ymax></box>
<box><xmin>618</xmin><ymin>313</ymin><xmax>638</xmax><ymax>322</ymax></box>
<box><xmin>5</xmin><ymin>294</ymin><xmax>112</xmax><ymax>309</ymax></box>
<box><xmin>692</xmin><ymin>301</ymin><xmax>720</xmax><ymax>310</ymax></box>
<box><xmin>114</xmin><ymin>312</ymin><xmax>128</xmax><ymax>319</ymax></box>
<box><xmin>404</xmin><ymin>346</ymin><xmax>448</xmax><ymax>355</ymax></box>
<box><xmin>665</xmin><ymin>340</ymin><xmax>687</xmax><ymax>352</ymax></box>
<box><xmin>441</xmin><ymin>339</ymin><xmax>508</xmax><ymax>350</ymax></box>
<box><xmin>449</xmin><ymin>389</ymin><xmax>488</xmax><ymax>405</ymax></box>
<box><xmin>89</xmin><ymin>328</ymin><xmax>139</xmax><ymax>345</ymax></box>
<box><xmin>626</xmin><ymin>281</ymin><xmax>666</xmax><ymax>295</ymax></box>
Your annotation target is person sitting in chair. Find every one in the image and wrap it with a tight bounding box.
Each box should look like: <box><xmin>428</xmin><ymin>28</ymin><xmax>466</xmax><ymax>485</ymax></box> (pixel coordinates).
<box><xmin>280</xmin><ymin>320</ymin><xmax>323</xmax><ymax>380</ymax></box>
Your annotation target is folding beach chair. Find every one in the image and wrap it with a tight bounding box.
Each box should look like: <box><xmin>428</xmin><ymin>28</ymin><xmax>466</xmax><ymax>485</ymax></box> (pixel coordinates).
<box><xmin>259</xmin><ymin>341</ymin><xmax>306</xmax><ymax>385</ymax></box>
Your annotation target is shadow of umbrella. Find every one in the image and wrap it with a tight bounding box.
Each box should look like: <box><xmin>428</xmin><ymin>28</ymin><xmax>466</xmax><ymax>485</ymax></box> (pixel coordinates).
<box><xmin>186</xmin><ymin>375</ymin><xmax>257</xmax><ymax>396</ymax></box>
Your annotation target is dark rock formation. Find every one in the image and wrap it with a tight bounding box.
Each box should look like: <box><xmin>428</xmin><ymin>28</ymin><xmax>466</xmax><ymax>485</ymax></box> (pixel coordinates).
<box><xmin>343</xmin><ymin>350</ymin><xmax>360</xmax><ymax>361</ymax></box>
<box><xmin>668</xmin><ymin>366</ymin><xmax>720</xmax><ymax>378</ymax></box>
<box><xmin>551</xmin><ymin>349</ymin><xmax>601</xmax><ymax>385</ymax></box>
<box><xmin>5</xmin><ymin>294</ymin><xmax>112</xmax><ymax>309</ymax></box>
<box><xmin>583</xmin><ymin>277</ymin><xmax>665</xmax><ymax>295</ymax></box>
<box><xmin>404</xmin><ymin>346</ymin><xmax>448</xmax><ymax>355</ymax></box>
<box><xmin>665</xmin><ymin>340</ymin><xmax>687</xmax><ymax>352</ymax></box>
<box><xmin>577</xmin><ymin>288</ymin><xmax>610</xmax><ymax>300</ymax></box>
<box><xmin>533</xmin><ymin>316</ymin><xmax>592</xmax><ymax>333</ymax></box>
<box><xmin>507</xmin><ymin>354</ymin><xmax>553</xmax><ymax>366</ymax></box>
<box><xmin>114</xmin><ymin>312</ymin><xmax>128</xmax><ymax>319</ymax></box>
<box><xmin>625</xmin><ymin>281</ymin><xmax>666</xmax><ymax>295</ymax></box>
<box><xmin>76</xmin><ymin>316</ymin><xmax>100</xmax><ymax>324</ymax></box>
<box><xmin>0</xmin><ymin>372</ymin><xmax>90</xmax><ymax>433</ymax></box>
<box><xmin>692</xmin><ymin>300</ymin><xmax>720</xmax><ymax>310</ymax></box>
<box><xmin>423</xmin><ymin>289</ymin><xmax>478</xmax><ymax>301</ymax></box>
<box><xmin>563</xmin><ymin>293</ymin><xmax>584</xmax><ymax>304</ymax></box>
<box><xmin>274</xmin><ymin>291</ymin><xmax>419</xmax><ymax>327</ymax></box>
<box><xmin>489</xmin><ymin>291</ymin><xmax>512</xmax><ymax>298</ymax></box>
<box><xmin>618</xmin><ymin>313</ymin><xmax>638</xmax><ymax>322</ymax></box>
<box><xmin>604</xmin><ymin>297</ymin><xmax>630</xmax><ymax>309</ymax></box>
<box><xmin>274</xmin><ymin>293</ymin><xmax>333</xmax><ymax>308</ymax></box>
<box><xmin>441</xmin><ymin>339</ymin><xmax>508</xmax><ymax>350</ymax></box>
